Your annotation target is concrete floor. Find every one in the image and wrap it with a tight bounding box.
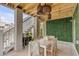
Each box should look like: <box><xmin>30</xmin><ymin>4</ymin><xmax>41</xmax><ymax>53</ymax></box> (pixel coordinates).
<box><xmin>56</xmin><ymin>41</ymin><xmax>78</xmax><ymax>56</ymax></box>
<box><xmin>5</xmin><ymin>41</ymin><xmax>78</xmax><ymax>56</ymax></box>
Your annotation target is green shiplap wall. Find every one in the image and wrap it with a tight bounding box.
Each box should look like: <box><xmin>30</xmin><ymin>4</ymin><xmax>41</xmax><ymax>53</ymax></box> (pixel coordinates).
<box><xmin>74</xmin><ymin>4</ymin><xmax>79</xmax><ymax>54</ymax></box>
<box><xmin>46</xmin><ymin>17</ymin><xmax>72</xmax><ymax>42</ymax></box>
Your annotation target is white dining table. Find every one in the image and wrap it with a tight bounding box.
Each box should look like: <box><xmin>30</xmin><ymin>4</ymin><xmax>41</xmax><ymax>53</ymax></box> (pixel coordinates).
<box><xmin>28</xmin><ymin>36</ymin><xmax>57</xmax><ymax>56</ymax></box>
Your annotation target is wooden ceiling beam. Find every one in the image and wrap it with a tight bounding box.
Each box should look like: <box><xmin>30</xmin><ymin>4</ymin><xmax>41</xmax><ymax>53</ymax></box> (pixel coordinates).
<box><xmin>5</xmin><ymin>3</ymin><xmax>9</xmax><ymax>6</ymax></box>
<box><xmin>22</xmin><ymin>4</ymin><xmax>34</xmax><ymax>10</ymax></box>
<box><xmin>51</xmin><ymin>7</ymin><xmax>74</xmax><ymax>13</ymax></box>
<box><xmin>26</xmin><ymin>6</ymin><xmax>37</xmax><ymax>13</ymax></box>
<box><xmin>23</xmin><ymin>4</ymin><xmax>38</xmax><ymax>13</ymax></box>
<box><xmin>28</xmin><ymin>6</ymin><xmax>74</xmax><ymax>16</ymax></box>
<box><xmin>0</xmin><ymin>3</ymin><xmax>77</xmax><ymax>20</ymax></box>
<box><xmin>51</xmin><ymin>3</ymin><xmax>76</xmax><ymax>10</ymax></box>
<box><xmin>14</xmin><ymin>3</ymin><xmax>20</xmax><ymax>8</ymax></box>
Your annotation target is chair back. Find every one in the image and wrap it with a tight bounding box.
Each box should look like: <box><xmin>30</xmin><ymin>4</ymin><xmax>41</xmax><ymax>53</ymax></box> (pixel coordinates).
<box><xmin>28</xmin><ymin>41</ymin><xmax>40</xmax><ymax>56</ymax></box>
<box><xmin>48</xmin><ymin>36</ymin><xmax>57</xmax><ymax>47</ymax></box>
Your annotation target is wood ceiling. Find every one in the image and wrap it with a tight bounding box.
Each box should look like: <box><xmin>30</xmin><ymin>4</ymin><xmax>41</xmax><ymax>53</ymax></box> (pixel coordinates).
<box><xmin>0</xmin><ymin>3</ymin><xmax>77</xmax><ymax>20</ymax></box>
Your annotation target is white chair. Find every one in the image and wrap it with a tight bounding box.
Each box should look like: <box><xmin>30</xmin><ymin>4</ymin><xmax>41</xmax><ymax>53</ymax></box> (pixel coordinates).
<box><xmin>38</xmin><ymin>36</ymin><xmax>57</xmax><ymax>56</ymax></box>
<box><xmin>43</xmin><ymin>36</ymin><xmax>48</xmax><ymax>40</ymax></box>
<box><xmin>37</xmin><ymin>37</ymin><xmax>47</xmax><ymax>56</ymax></box>
<box><xmin>28</xmin><ymin>41</ymin><xmax>40</xmax><ymax>56</ymax></box>
<box><xmin>47</xmin><ymin>36</ymin><xmax>57</xmax><ymax>56</ymax></box>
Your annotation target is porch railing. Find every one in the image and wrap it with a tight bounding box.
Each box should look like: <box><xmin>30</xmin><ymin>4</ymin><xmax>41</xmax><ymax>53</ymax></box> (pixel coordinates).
<box><xmin>3</xmin><ymin>16</ymin><xmax>36</xmax><ymax>54</ymax></box>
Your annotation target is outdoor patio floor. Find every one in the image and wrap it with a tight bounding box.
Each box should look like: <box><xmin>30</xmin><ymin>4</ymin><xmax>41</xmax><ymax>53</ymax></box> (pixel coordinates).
<box><xmin>6</xmin><ymin>41</ymin><xmax>78</xmax><ymax>56</ymax></box>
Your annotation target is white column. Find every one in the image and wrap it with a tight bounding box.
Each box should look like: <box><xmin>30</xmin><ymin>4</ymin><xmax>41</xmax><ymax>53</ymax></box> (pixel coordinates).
<box><xmin>34</xmin><ymin>17</ymin><xmax>37</xmax><ymax>39</ymax></box>
<box><xmin>0</xmin><ymin>30</ymin><xmax>3</xmax><ymax>56</ymax></box>
<box><xmin>43</xmin><ymin>21</ymin><xmax>46</xmax><ymax>36</ymax></box>
<box><xmin>14</xmin><ymin>8</ymin><xmax>23</xmax><ymax>51</ymax></box>
<box><xmin>72</xmin><ymin>19</ymin><xmax>76</xmax><ymax>45</ymax></box>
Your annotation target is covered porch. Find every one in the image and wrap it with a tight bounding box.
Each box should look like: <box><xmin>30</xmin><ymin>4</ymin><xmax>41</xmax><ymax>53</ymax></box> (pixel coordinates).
<box><xmin>0</xmin><ymin>3</ymin><xmax>79</xmax><ymax>56</ymax></box>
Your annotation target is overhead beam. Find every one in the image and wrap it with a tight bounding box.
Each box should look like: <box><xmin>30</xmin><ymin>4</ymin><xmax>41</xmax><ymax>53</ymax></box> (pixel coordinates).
<box><xmin>26</xmin><ymin>6</ymin><xmax>37</xmax><ymax>13</ymax></box>
<box><xmin>5</xmin><ymin>3</ymin><xmax>9</xmax><ymax>6</ymax></box>
<box><xmin>23</xmin><ymin>4</ymin><xmax>34</xmax><ymax>10</ymax></box>
<box><xmin>0</xmin><ymin>3</ymin><xmax>77</xmax><ymax>20</ymax></box>
<box><xmin>14</xmin><ymin>3</ymin><xmax>20</xmax><ymax>8</ymax></box>
<box><xmin>29</xmin><ymin>6</ymin><xmax>74</xmax><ymax>15</ymax></box>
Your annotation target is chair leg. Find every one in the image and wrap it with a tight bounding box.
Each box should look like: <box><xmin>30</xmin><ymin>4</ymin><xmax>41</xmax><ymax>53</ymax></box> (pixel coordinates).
<box><xmin>53</xmin><ymin>47</ymin><xmax>57</xmax><ymax>56</ymax></box>
<box><xmin>44</xmin><ymin>47</ymin><xmax>46</xmax><ymax>56</ymax></box>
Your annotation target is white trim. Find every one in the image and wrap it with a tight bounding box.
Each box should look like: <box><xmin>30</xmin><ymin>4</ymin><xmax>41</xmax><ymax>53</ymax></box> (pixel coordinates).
<box><xmin>0</xmin><ymin>30</ymin><xmax>4</xmax><ymax>56</ymax></box>
<box><xmin>45</xmin><ymin>21</ymin><xmax>46</xmax><ymax>36</ymax></box>
<box><xmin>44</xmin><ymin>21</ymin><xmax>46</xmax><ymax>36</ymax></box>
<box><xmin>34</xmin><ymin>17</ymin><xmax>37</xmax><ymax>39</ymax></box>
<box><xmin>72</xmin><ymin>19</ymin><xmax>76</xmax><ymax>45</ymax></box>
<box><xmin>42</xmin><ymin>21</ymin><xmax>46</xmax><ymax>37</ymax></box>
<box><xmin>73</xmin><ymin>44</ymin><xmax>79</xmax><ymax>56</ymax></box>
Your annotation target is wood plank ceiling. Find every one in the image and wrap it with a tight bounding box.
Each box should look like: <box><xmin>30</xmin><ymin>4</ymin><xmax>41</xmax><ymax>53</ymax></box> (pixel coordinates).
<box><xmin>0</xmin><ymin>3</ymin><xmax>77</xmax><ymax>20</ymax></box>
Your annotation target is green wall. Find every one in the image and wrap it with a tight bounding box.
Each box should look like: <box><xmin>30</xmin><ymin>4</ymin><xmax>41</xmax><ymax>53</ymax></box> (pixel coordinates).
<box><xmin>74</xmin><ymin>4</ymin><xmax>79</xmax><ymax>54</ymax></box>
<box><xmin>46</xmin><ymin>17</ymin><xmax>72</xmax><ymax>42</ymax></box>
